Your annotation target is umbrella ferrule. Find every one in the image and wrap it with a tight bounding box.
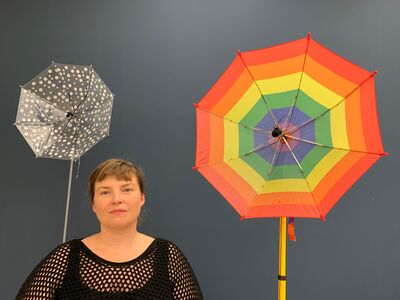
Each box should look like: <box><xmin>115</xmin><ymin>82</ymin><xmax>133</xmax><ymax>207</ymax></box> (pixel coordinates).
<box><xmin>272</xmin><ymin>126</ymin><xmax>283</xmax><ymax>138</ymax></box>
<box><xmin>66</xmin><ymin>111</ymin><xmax>77</xmax><ymax>119</ymax></box>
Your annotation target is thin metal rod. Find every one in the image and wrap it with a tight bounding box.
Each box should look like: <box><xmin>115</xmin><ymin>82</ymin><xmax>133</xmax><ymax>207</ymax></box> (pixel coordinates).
<box><xmin>63</xmin><ymin>158</ymin><xmax>74</xmax><ymax>243</ymax></box>
<box><xmin>22</xmin><ymin>88</ymin><xmax>66</xmax><ymax>113</ymax></box>
<box><xmin>236</xmin><ymin>50</ymin><xmax>279</xmax><ymax>127</ymax></box>
<box><xmin>194</xmin><ymin>137</ymin><xmax>281</xmax><ymax>170</ymax></box>
<box><xmin>286</xmin><ymin>71</ymin><xmax>377</xmax><ymax>136</ymax></box>
<box><xmin>195</xmin><ymin>104</ymin><xmax>270</xmax><ymax>134</ymax></box>
<box><xmin>241</xmin><ymin>137</ymin><xmax>280</xmax><ymax>158</ymax></box>
<box><xmin>14</xmin><ymin>118</ymin><xmax>67</xmax><ymax>127</ymax></box>
<box><xmin>282</xmin><ymin>136</ymin><xmax>324</xmax><ymax>218</ymax></box>
<box><xmin>76</xmin><ymin>96</ymin><xmax>114</xmax><ymax>115</ymax></box>
<box><xmin>282</xmin><ymin>136</ymin><xmax>304</xmax><ymax>173</ymax></box>
<box><xmin>282</xmin><ymin>33</ymin><xmax>311</xmax><ymax>132</ymax></box>
<box><xmin>37</xmin><ymin>126</ymin><xmax>54</xmax><ymax>157</ymax></box>
<box><xmin>266</xmin><ymin>141</ymin><xmax>282</xmax><ymax>180</ymax></box>
<box><xmin>285</xmin><ymin>135</ymin><xmax>386</xmax><ymax>156</ymax></box>
<box><xmin>74</xmin><ymin>66</ymin><xmax>94</xmax><ymax>114</ymax></box>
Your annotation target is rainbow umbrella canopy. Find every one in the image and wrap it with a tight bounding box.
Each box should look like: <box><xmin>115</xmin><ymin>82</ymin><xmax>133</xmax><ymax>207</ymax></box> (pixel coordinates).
<box><xmin>194</xmin><ymin>34</ymin><xmax>387</xmax><ymax>220</ymax></box>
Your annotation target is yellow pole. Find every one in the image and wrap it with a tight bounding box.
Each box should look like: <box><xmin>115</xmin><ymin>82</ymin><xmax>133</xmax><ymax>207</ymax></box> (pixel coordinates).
<box><xmin>278</xmin><ymin>217</ymin><xmax>287</xmax><ymax>300</ymax></box>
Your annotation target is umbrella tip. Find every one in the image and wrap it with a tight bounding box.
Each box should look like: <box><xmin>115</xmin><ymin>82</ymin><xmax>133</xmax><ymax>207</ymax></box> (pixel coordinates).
<box><xmin>192</xmin><ymin>165</ymin><xmax>198</xmax><ymax>170</ymax></box>
<box><xmin>320</xmin><ymin>215</ymin><xmax>326</xmax><ymax>222</ymax></box>
<box><xmin>307</xmin><ymin>32</ymin><xmax>311</xmax><ymax>39</ymax></box>
<box><xmin>193</xmin><ymin>103</ymin><xmax>199</xmax><ymax>108</ymax></box>
<box><xmin>236</xmin><ymin>49</ymin><xmax>241</xmax><ymax>55</ymax></box>
<box><xmin>373</xmin><ymin>70</ymin><xmax>378</xmax><ymax>75</ymax></box>
<box><xmin>240</xmin><ymin>216</ymin><xmax>245</xmax><ymax>222</ymax></box>
<box><xmin>382</xmin><ymin>152</ymin><xmax>389</xmax><ymax>157</ymax></box>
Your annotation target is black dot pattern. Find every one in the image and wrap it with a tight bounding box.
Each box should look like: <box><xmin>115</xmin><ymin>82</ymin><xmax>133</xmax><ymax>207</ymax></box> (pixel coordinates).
<box><xmin>16</xmin><ymin>238</ymin><xmax>202</xmax><ymax>299</ymax></box>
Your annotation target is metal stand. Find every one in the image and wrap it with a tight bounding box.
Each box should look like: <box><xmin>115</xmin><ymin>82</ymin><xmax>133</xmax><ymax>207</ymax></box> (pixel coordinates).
<box><xmin>62</xmin><ymin>158</ymin><xmax>74</xmax><ymax>243</ymax></box>
<box><xmin>278</xmin><ymin>217</ymin><xmax>287</xmax><ymax>300</ymax></box>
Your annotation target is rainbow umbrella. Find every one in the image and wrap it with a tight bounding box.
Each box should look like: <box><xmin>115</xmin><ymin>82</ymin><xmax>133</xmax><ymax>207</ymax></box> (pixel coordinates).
<box><xmin>193</xmin><ymin>34</ymin><xmax>387</xmax><ymax>299</ymax></box>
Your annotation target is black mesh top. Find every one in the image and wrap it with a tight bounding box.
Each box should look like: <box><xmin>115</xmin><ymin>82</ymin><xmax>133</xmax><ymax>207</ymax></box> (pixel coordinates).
<box><xmin>16</xmin><ymin>238</ymin><xmax>203</xmax><ymax>299</ymax></box>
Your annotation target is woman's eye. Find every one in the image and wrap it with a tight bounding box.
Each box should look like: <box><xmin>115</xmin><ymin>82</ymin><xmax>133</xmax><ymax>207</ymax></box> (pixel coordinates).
<box><xmin>99</xmin><ymin>191</ymin><xmax>110</xmax><ymax>195</ymax></box>
<box><xmin>123</xmin><ymin>188</ymin><xmax>133</xmax><ymax>192</ymax></box>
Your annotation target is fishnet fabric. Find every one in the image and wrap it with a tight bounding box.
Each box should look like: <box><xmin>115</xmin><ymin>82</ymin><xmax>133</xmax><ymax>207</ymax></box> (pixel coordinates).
<box><xmin>16</xmin><ymin>238</ymin><xmax>202</xmax><ymax>299</ymax></box>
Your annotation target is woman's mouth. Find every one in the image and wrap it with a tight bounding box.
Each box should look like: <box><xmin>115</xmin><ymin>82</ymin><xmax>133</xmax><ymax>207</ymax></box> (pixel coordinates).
<box><xmin>110</xmin><ymin>209</ymin><xmax>127</xmax><ymax>215</ymax></box>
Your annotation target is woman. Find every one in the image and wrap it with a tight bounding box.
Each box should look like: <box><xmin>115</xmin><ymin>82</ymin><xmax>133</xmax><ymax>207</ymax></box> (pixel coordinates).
<box><xmin>16</xmin><ymin>158</ymin><xmax>203</xmax><ymax>299</ymax></box>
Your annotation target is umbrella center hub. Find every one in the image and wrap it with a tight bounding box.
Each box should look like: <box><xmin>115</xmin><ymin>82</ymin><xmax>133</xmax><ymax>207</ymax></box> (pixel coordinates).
<box><xmin>272</xmin><ymin>127</ymin><xmax>283</xmax><ymax>138</ymax></box>
<box><xmin>66</xmin><ymin>111</ymin><xmax>77</xmax><ymax>119</ymax></box>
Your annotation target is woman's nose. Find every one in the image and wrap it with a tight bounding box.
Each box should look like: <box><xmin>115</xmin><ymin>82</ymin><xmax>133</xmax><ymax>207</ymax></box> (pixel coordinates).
<box><xmin>111</xmin><ymin>192</ymin><xmax>123</xmax><ymax>204</ymax></box>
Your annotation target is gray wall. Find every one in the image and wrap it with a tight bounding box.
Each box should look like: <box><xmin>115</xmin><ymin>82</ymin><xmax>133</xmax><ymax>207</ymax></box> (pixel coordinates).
<box><xmin>1</xmin><ymin>0</ymin><xmax>399</xmax><ymax>299</ymax></box>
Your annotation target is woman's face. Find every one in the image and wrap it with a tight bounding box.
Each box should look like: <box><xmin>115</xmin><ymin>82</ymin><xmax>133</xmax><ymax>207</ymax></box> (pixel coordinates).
<box><xmin>92</xmin><ymin>174</ymin><xmax>145</xmax><ymax>230</ymax></box>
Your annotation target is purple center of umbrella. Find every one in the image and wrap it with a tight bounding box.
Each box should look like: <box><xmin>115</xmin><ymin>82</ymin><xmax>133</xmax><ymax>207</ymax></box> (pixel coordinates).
<box><xmin>253</xmin><ymin>107</ymin><xmax>316</xmax><ymax>166</ymax></box>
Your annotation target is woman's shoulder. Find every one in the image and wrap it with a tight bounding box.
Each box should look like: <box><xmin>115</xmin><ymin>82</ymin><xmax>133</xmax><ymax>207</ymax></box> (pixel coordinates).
<box><xmin>153</xmin><ymin>237</ymin><xmax>189</xmax><ymax>258</ymax></box>
<box><xmin>38</xmin><ymin>239</ymin><xmax>80</xmax><ymax>263</ymax></box>
<box><xmin>44</xmin><ymin>239</ymin><xmax>77</xmax><ymax>256</ymax></box>
<box><xmin>152</xmin><ymin>236</ymin><xmax>175</xmax><ymax>247</ymax></box>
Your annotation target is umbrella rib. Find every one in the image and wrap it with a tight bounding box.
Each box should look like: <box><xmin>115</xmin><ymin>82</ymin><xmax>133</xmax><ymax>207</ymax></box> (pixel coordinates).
<box><xmin>281</xmin><ymin>137</ymin><xmax>303</xmax><ymax>173</ymax></box>
<box><xmin>74</xmin><ymin>122</ymin><xmax>108</xmax><ymax>157</ymax></box>
<box><xmin>74</xmin><ymin>123</ymin><xmax>84</xmax><ymax>159</ymax></box>
<box><xmin>70</xmin><ymin>125</ymin><xmax>81</xmax><ymax>160</ymax></box>
<box><xmin>245</xmin><ymin>154</ymin><xmax>281</xmax><ymax>215</ymax></box>
<box><xmin>285</xmin><ymin>135</ymin><xmax>386</xmax><ymax>156</ymax></box>
<box><xmin>240</xmin><ymin>137</ymin><xmax>280</xmax><ymax>158</ymax></box>
<box><xmin>22</xmin><ymin>88</ymin><xmax>67</xmax><ymax>115</ymax></box>
<box><xmin>32</xmin><ymin>97</ymin><xmax>52</xmax><ymax>121</ymax></box>
<box><xmin>76</xmin><ymin>96</ymin><xmax>114</xmax><ymax>115</ymax></box>
<box><xmin>15</xmin><ymin>122</ymin><xmax>46</xmax><ymax>126</ymax></box>
<box><xmin>194</xmin><ymin>138</ymin><xmax>281</xmax><ymax>170</ymax></box>
<box><xmin>286</xmin><ymin>71</ymin><xmax>377</xmax><ymax>135</ymax></box>
<box><xmin>79</xmin><ymin>118</ymin><xmax>110</xmax><ymax>138</ymax></box>
<box><xmin>243</xmin><ymin>141</ymin><xmax>283</xmax><ymax>217</ymax></box>
<box><xmin>52</xmin><ymin>62</ymin><xmax>76</xmax><ymax>113</ymax></box>
<box><xmin>59</xmin><ymin>117</ymin><xmax>74</xmax><ymax>137</ymax></box>
<box><xmin>281</xmin><ymin>136</ymin><xmax>324</xmax><ymax>218</ymax></box>
<box><xmin>36</xmin><ymin>124</ymin><xmax>56</xmax><ymax>157</ymax></box>
<box><xmin>282</xmin><ymin>34</ymin><xmax>311</xmax><ymax>131</ymax></box>
<box><xmin>15</xmin><ymin>119</ymin><xmax>64</xmax><ymax>127</ymax></box>
<box><xmin>266</xmin><ymin>140</ymin><xmax>282</xmax><ymax>181</ymax></box>
<box><xmin>195</xmin><ymin>104</ymin><xmax>271</xmax><ymax>134</ymax></box>
<box><xmin>74</xmin><ymin>66</ymin><xmax>94</xmax><ymax>115</ymax></box>
<box><xmin>236</xmin><ymin>51</ymin><xmax>279</xmax><ymax>127</ymax></box>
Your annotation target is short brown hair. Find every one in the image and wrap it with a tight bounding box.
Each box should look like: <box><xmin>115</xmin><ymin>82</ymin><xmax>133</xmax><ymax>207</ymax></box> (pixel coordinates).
<box><xmin>89</xmin><ymin>158</ymin><xmax>145</xmax><ymax>204</ymax></box>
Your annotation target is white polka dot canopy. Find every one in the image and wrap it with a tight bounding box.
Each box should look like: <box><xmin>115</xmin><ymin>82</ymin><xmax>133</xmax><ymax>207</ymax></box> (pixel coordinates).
<box><xmin>15</xmin><ymin>63</ymin><xmax>114</xmax><ymax>160</ymax></box>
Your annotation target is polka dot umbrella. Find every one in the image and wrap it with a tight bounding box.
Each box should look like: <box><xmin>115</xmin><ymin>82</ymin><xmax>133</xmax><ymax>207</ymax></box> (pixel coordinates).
<box><xmin>15</xmin><ymin>63</ymin><xmax>114</xmax><ymax>242</ymax></box>
<box><xmin>193</xmin><ymin>34</ymin><xmax>387</xmax><ymax>299</ymax></box>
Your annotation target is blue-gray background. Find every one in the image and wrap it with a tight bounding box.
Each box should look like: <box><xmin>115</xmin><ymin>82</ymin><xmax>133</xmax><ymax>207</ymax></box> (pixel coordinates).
<box><xmin>1</xmin><ymin>0</ymin><xmax>399</xmax><ymax>299</ymax></box>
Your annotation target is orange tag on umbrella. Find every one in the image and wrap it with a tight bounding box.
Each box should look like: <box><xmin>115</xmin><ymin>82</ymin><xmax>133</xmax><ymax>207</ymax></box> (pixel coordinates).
<box><xmin>288</xmin><ymin>217</ymin><xmax>296</xmax><ymax>241</ymax></box>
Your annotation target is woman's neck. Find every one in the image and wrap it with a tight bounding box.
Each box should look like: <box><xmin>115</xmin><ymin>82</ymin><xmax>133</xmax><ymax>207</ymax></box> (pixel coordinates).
<box><xmin>82</xmin><ymin>229</ymin><xmax>154</xmax><ymax>263</ymax></box>
<box><xmin>95</xmin><ymin>226</ymin><xmax>141</xmax><ymax>249</ymax></box>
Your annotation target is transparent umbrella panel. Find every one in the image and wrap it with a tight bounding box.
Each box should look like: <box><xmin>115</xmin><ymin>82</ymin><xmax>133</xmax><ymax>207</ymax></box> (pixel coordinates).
<box><xmin>15</xmin><ymin>63</ymin><xmax>114</xmax><ymax>160</ymax></box>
